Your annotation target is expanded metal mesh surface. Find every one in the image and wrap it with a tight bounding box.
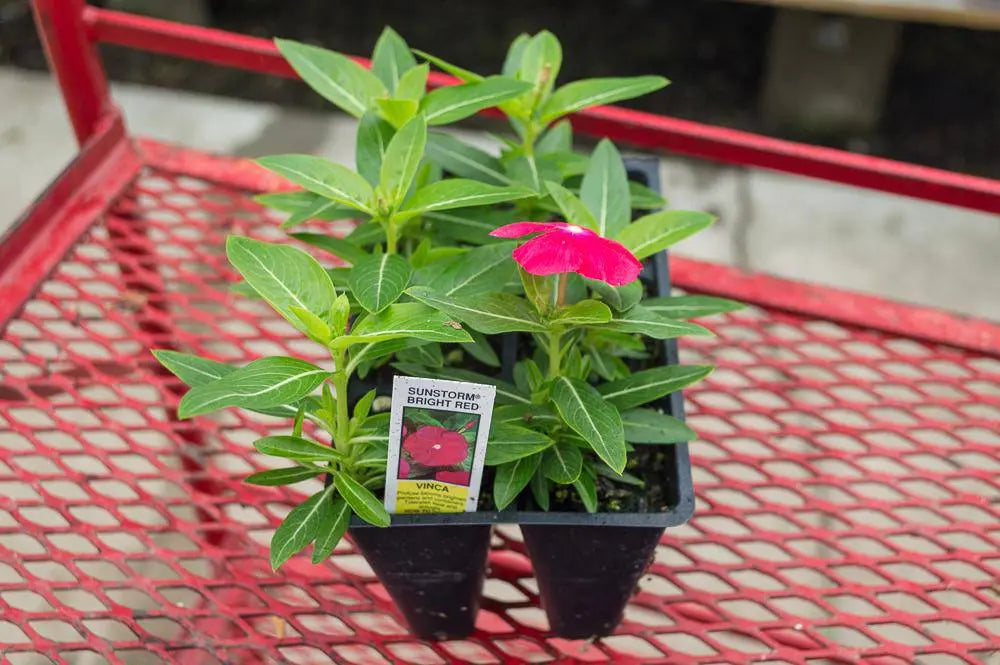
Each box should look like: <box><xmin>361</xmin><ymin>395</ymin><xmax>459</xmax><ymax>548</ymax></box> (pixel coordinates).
<box><xmin>1</xmin><ymin>167</ymin><xmax>999</xmax><ymax>664</ymax></box>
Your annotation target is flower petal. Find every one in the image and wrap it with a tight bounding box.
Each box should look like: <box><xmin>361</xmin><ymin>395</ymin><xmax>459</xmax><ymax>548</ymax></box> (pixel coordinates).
<box><xmin>490</xmin><ymin>221</ymin><xmax>569</xmax><ymax>238</ymax></box>
<box><xmin>512</xmin><ymin>231</ymin><xmax>584</xmax><ymax>276</ymax></box>
<box><xmin>576</xmin><ymin>234</ymin><xmax>643</xmax><ymax>286</ymax></box>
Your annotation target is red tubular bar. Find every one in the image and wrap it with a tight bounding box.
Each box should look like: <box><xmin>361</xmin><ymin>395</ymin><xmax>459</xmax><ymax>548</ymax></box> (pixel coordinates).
<box><xmin>82</xmin><ymin>6</ymin><xmax>1000</xmax><ymax>215</ymax></box>
<box><xmin>32</xmin><ymin>0</ymin><xmax>114</xmax><ymax>145</ymax></box>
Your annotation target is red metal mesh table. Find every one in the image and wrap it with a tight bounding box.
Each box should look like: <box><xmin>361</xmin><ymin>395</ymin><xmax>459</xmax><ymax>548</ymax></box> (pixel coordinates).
<box><xmin>3</xmin><ymin>2</ymin><xmax>1000</xmax><ymax>662</ymax></box>
<box><xmin>2</xmin><ymin>144</ymin><xmax>999</xmax><ymax>664</ymax></box>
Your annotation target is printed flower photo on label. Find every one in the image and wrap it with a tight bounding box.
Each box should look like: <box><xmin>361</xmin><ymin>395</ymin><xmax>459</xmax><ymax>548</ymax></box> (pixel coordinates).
<box><xmin>398</xmin><ymin>406</ymin><xmax>479</xmax><ymax>486</ymax></box>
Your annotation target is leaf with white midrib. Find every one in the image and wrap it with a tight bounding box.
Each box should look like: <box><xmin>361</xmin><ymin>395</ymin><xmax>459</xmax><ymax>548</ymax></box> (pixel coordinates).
<box><xmin>604</xmin><ymin>305</ymin><xmax>712</xmax><ymax>339</ymax></box>
<box><xmin>335</xmin><ymin>472</ymin><xmax>390</xmax><ymax>526</ymax></box>
<box><xmin>407</xmin><ymin>287</ymin><xmax>547</xmax><ymax>334</ymax></box>
<box><xmin>493</xmin><ymin>454</ymin><xmax>541</xmax><ymax>510</ymax></box>
<box><xmin>598</xmin><ymin>365</ymin><xmax>713</xmax><ymax>410</ymax></box>
<box><xmin>177</xmin><ymin>357</ymin><xmax>331</xmax><ymax>419</ymax></box>
<box><xmin>270</xmin><ymin>484</ymin><xmax>333</xmax><ymax>570</ymax></box>
<box><xmin>485</xmin><ymin>424</ymin><xmax>553</xmax><ymax>465</ymax></box>
<box><xmin>348</xmin><ymin>253</ymin><xmax>411</xmax><ymax>314</ymax></box>
<box><xmin>550</xmin><ymin>376</ymin><xmax>626</xmax><ymax>473</ymax></box>
<box><xmin>256</xmin><ymin>155</ymin><xmax>374</xmax><ymax>213</ymax></box>
<box><xmin>311</xmin><ymin>496</ymin><xmax>352</xmax><ymax>563</ymax></box>
<box><xmin>542</xmin><ymin>443</ymin><xmax>582</xmax><ymax>483</ymax></box>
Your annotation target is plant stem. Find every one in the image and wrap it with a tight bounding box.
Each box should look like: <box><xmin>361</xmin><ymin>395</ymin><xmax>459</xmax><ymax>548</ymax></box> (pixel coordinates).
<box><xmin>331</xmin><ymin>349</ymin><xmax>351</xmax><ymax>453</ymax></box>
<box><xmin>546</xmin><ymin>330</ymin><xmax>562</xmax><ymax>380</ymax></box>
<box><xmin>384</xmin><ymin>219</ymin><xmax>398</xmax><ymax>255</ymax></box>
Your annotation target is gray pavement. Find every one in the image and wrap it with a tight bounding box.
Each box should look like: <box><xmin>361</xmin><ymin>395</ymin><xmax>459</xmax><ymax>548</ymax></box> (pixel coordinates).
<box><xmin>2</xmin><ymin>66</ymin><xmax>997</xmax><ymax>320</ymax></box>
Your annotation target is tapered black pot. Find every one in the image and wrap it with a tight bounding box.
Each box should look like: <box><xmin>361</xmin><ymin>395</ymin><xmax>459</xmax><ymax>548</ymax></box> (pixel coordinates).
<box><xmin>521</xmin><ymin>525</ymin><xmax>663</xmax><ymax>638</ymax></box>
<box><xmin>349</xmin><ymin>524</ymin><xmax>492</xmax><ymax>640</ymax></box>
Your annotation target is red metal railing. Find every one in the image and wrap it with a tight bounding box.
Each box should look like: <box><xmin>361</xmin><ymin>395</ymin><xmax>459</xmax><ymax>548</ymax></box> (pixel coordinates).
<box><xmin>56</xmin><ymin>2</ymin><xmax>1000</xmax><ymax>215</ymax></box>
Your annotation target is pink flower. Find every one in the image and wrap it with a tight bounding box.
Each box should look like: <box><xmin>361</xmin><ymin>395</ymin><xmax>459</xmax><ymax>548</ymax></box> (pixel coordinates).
<box><xmin>436</xmin><ymin>470</ymin><xmax>471</xmax><ymax>485</ymax></box>
<box><xmin>490</xmin><ymin>222</ymin><xmax>642</xmax><ymax>286</ymax></box>
<box><xmin>403</xmin><ymin>426</ymin><xmax>468</xmax><ymax>466</ymax></box>
<box><xmin>398</xmin><ymin>457</ymin><xmax>411</xmax><ymax>479</ymax></box>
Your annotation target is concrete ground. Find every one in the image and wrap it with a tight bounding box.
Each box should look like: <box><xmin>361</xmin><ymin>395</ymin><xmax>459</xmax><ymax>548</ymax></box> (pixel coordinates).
<box><xmin>2</xmin><ymin>66</ymin><xmax>998</xmax><ymax>321</ymax></box>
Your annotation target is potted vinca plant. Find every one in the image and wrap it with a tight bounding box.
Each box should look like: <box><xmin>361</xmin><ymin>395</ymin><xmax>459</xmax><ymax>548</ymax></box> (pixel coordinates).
<box><xmin>153</xmin><ymin>27</ymin><xmax>741</xmax><ymax>640</ymax></box>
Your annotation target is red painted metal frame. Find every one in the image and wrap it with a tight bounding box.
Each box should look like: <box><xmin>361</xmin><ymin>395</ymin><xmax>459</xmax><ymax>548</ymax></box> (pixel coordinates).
<box><xmin>82</xmin><ymin>5</ymin><xmax>1000</xmax><ymax>215</ymax></box>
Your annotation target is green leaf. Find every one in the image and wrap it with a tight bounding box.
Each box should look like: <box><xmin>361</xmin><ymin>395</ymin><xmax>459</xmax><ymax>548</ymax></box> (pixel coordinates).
<box><xmin>333</xmin><ymin>302</ymin><xmax>473</xmax><ymax>347</ymax></box>
<box><xmin>152</xmin><ymin>349</ymin><xmax>236</xmax><ymax>388</ymax></box>
<box><xmin>604</xmin><ymin>305</ymin><xmax>712</xmax><ymax>339</ymax></box>
<box><xmin>256</xmin><ymin>191</ymin><xmax>356</xmax><ymax>229</ymax></box>
<box><xmin>642</xmin><ymin>295</ymin><xmax>745</xmax><ymax>319</ymax></box>
<box><xmin>542</xmin><ymin>442</ymin><xmax>582</xmax><ymax>484</ymax></box>
<box><xmin>425</xmin><ymin>208</ymin><xmax>516</xmax><ymax>245</ymax></box>
<box><xmin>256</xmin><ymin>154</ymin><xmax>375</xmax><ymax>214</ymax></box>
<box><xmin>529</xmin><ymin>469</ymin><xmax>551</xmax><ymax>510</ymax></box>
<box><xmin>573</xmin><ymin>468</ymin><xmax>598</xmax><ymax>513</ymax></box>
<box><xmin>380</xmin><ymin>114</ymin><xmax>427</xmax><ymax>206</ymax></box>
<box><xmin>275</xmin><ymin>38</ymin><xmax>386</xmax><ymax>117</ymax></box>
<box><xmin>544</xmin><ymin>181</ymin><xmax>598</xmax><ymax>232</ymax></box>
<box><xmin>353</xmin><ymin>389</ymin><xmax>377</xmax><ymax>425</ymax></box>
<box><xmin>425</xmin><ymin>132</ymin><xmax>511</xmax><ymax>185</ymax></box>
<box><xmin>396</xmin><ymin>63</ymin><xmax>429</xmax><ymax>100</ymax></box>
<box><xmin>311</xmin><ymin>496</ymin><xmax>351</xmax><ymax>563</ymax></box>
<box><xmin>621</xmin><ymin>408</ymin><xmax>696</xmax><ymax>444</ymax></box>
<box><xmin>615</xmin><ymin>210</ymin><xmax>714</xmax><ymax>260</ymax></box>
<box><xmin>485</xmin><ymin>424</ymin><xmax>553</xmax><ymax>465</ymax></box>
<box><xmin>290</xmin><ymin>306</ymin><xmax>332</xmax><ymax>343</ymax></box>
<box><xmin>629</xmin><ymin>180</ymin><xmax>666</xmax><ymax>210</ymax></box>
<box><xmin>536</xmin><ymin>120</ymin><xmax>572</xmax><ymax>155</ymax></box>
<box><xmin>348</xmin><ymin>253</ymin><xmax>412</xmax><ymax>314</ymax></box>
<box><xmin>581</xmin><ymin>139</ymin><xmax>630</xmax><ymax>237</ymax></box>
<box><xmin>253</xmin><ymin>435</ymin><xmax>342</xmax><ymax>462</ymax></box>
<box><xmin>254</xmin><ymin>190</ymin><xmax>317</xmax><ymax>213</ymax></box>
<box><xmin>538</xmin><ymin>151</ymin><xmax>588</xmax><ymax>179</ymax></box>
<box><xmin>412</xmin><ymin>49</ymin><xmax>484</xmax><ymax>83</ymax></box>
<box><xmin>586</xmin><ymin>277</ymin><xmax>643</xmax><ymax>311</ymax></box>
<box><xmin>551</xmin><ymin>299</ymin><xmax>612</xmax><ymax>326</ymax></box>
<box><xmin>335</xmin><ymin>472</ymin><xmax>390</xmax><ymax>526</ymax></box>
<box><xmin>356</xmin><ymin>111</ymin><xmax>394</xmax><ymax>187</ymax></box>
<box><xmin>412</xmin><ymin>242</ymin><xmax>516</xmax><ymax>297</ymax></box>
<box><xmin>347</xmin><ymin>338</ymin><xmax>427</xmax><ymax>377</ymax></box>
<box><xmin>465</xmin><ymin>330</ymin><xmax>500</xmax><ymax>367</ymax></box>
<box><xmin>540</xmin><ymin>75</ymin><xmax>669</xmax><ymax>124</ymax></box>
<box><xmin>152</xmin><ymin>350</ymin><xmax>312</xmax><ymax>419</ymax></box>
<box><xmin>587</xmin><ymin>348</ymin><xmax>630</xmax><ymax>381</ymax></box>
<box><xmin>519</xmin><ymin>31</ymin><xmax>562</xmax><ymax>106</ymax></box>
<box><xmin>226</xmin><ymin>236</ymin><xmax>337</xmax><ymax>334</ymax></box>
<box><xmin>407</xmin><ymin>287</ymin><xmax>547</xmax><ymax>334</ymax></box>
<box><xmin>599</xmin><ymin>364</ymin><xmax>713</xmax><ymax>410</ymax></box>
<box><xmin>245</xmin><ymin>466</ymin><xmax>323</xmax><ymax>486</ymax></box>
<box><xmin>396</xmin><ymin>341</ymin><xmax>444</xmax><ymax>368</ymax></box>
<box><xmin>345</xmin><ymin>221</ymin><xmax>386</xmax><ymax>246</ymax></box>
<box><xmin>178</xmin><ymin>357</ymin><xmax>331</xmax><ymax>419</ymax></box>
<box><xmin>371</xmin><ymin>27</ymin><xmax>417</xmax><ymax>92</ymax></box>
<box><xmin>398</xmin><ymin>179</ymin><xmax>533</xmax><ymax>221</ymax></box>
<box><xmin>494</xmin><ymin>454</ymin><xmax>541</xmax><ymax>510</ymax></box>
<box><xmin>421</xmin><ymin>76</ymin><xmax>531</xmax><ymax>125</ymax></box>
<box><xmin>550</xmin><ymin>376</ymin><xmax>626</xmax><ymax>473</ymax></box>
<box><xmin>270</xmin><ymin>484</ymin><xmax>333</xmax><ymax>570</ymax></box>
<box><xmin>290</xmin><ymin>233</ymin><xmax>369</xmax><ymax>266</ymax></box>
<box><xmin>502</xmin><ymin>33</ymin><xmax>530</xmax><ymax>77</ymax></box>
<box><xmin>376</xmin><ymin>97</ymin><xmax>419</xmax><ymax>128</ymax></box>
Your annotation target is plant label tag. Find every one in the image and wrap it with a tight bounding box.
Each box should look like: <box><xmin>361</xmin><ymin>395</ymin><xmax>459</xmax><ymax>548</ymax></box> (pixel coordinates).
<box><xmin>384</xmin><ymin>375</ymin><xmax>496</xmax><ymax>514</ymax></box>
